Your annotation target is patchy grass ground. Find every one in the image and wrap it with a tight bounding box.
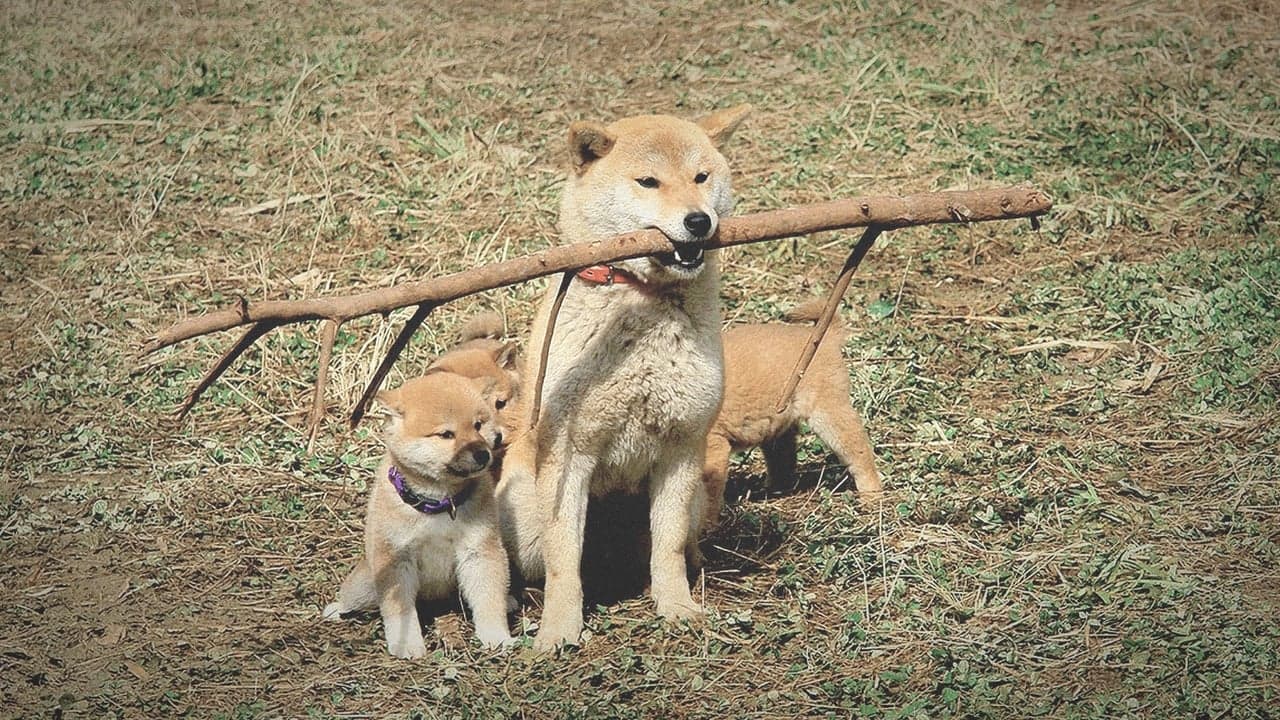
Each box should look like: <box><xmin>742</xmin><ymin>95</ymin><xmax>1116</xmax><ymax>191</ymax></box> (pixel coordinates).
<box><xmin>2</xmin><ymin>1</ymin><xmax>1278</xmax><ymax>717</ymax></box>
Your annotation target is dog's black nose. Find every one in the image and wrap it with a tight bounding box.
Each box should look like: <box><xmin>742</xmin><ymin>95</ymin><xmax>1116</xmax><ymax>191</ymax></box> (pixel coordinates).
<box><xmin>683</xmin><ymin>212</ymin><xmax>712</xmax><ymax>238</ymax></box>
<box><xmin>472</xmin><ymin>448</ymin><xmax>491</xmax><ymax>467</ymax></box>
<box><xmin>493</xmin><ymin>430</ymin><xmax>504</xmax><ymax>447</ymax></box>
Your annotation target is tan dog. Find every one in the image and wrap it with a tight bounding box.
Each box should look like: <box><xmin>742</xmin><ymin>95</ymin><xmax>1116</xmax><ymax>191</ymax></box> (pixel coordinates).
<box><xmin>498</xmin><ymin>106</ymin><xmax>751</xmax><ymax>650</ymax></box>
<box><xmin>701</xmin><ymin>300</ymin><xmax>883</xmax><ymax>532</ymax></box>
<box><xmin>427</xmin><ymin>311</ymin><xmax>521</xmax><ymax>448</ymax></box>
<box><xmin>323</xmin><ymin>372</ymin><xmax>514</xmax><ymax>658</ymax></box>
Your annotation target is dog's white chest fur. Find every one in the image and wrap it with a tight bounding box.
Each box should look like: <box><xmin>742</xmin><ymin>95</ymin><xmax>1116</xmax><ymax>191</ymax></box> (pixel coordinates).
<box><xmin>539</xmin><ymin>269</ymin><xmax>724</xmax><ymax>495</ymax></box>
<box><xmin>372</xmin><ymin>499</ymin><xmax>468</xmax><ymax>587</ymax></box>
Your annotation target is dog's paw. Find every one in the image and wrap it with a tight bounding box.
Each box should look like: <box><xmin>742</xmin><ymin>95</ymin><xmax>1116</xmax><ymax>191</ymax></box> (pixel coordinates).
<box><xmin>532</xmin><ymin>618</ymin><xmax>582</xmax><ymax>653</ymax></box>
<box><xmin>387</xmin><ymin>637</ymin><xmax>428</xmax><ymax>660</ymax></box>
<box><xmin>655</xmin><ymin>597</ymin><xmax>703</xmax><ymax>622</ymax></box>
<box><xmin>476</xmin><ymin>627</ymin><xmax>518</xmax><ymax>652</ymax></box>
<box><xmin>321</xmin><ymin>602</ymin><xmax>345</xmax><ymax>621</ymax></box>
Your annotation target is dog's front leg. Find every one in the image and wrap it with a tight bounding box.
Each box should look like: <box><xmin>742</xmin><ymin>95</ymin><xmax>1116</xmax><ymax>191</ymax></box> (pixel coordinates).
<box><xmin>649</xmin><ymin>447</ymin><xmax>703</xmax><ymax>621</ymax></box>
<box><xmin>534</xmin><ymin>451</ymin><xmax>593</xmax><ymax>651</ymax></box>
<box><xmin>375</xmin><ymin>560</ymin><xmax>427</xmax><ymax>659</ymax></box>
<box><xmin>457</xmin><ymin>528</ymin><xmax>516</xmax><ymax>650</ymax></box>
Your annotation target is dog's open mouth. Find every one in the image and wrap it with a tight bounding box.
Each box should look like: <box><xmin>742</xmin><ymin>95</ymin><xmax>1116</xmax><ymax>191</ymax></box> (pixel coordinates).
<box><xmin>658</xmin><ymin>244</ymin><xmax>705</xmax><ymax>271</ymax></box>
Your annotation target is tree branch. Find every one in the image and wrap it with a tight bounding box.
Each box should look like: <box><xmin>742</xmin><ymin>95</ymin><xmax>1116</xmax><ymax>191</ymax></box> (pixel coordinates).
<box><xmin>141</xmin><ymin>185</ymin><xmax>1051</xmax><ymax>421</ymax></box>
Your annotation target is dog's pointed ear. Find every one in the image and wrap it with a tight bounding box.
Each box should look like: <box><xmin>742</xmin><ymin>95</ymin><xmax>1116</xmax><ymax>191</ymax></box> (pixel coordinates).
<box><xmin>568</xmin><ymin>121</ymin><xmax>615</xmax><ymax>173</ymax></box>
<box><xmin>493</xmin><ymin>341</ymin><xmax>520</xmax><ymax>371</ymax></box>
<box><xmin>373</xmin><ymin>389</ymin><xmax>403</xmax><ymax>419</ymax></box>
<box><xmin>697</xmin><ymin>104</ymin><xmax>752</xmax><ymax>146</ymax></box>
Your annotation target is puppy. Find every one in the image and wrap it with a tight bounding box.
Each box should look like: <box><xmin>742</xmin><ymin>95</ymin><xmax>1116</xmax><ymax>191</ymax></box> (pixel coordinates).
<box><xmin>427</xmin><ymin>311</ymin><xmax>522</xmax><ymax>449</ymax></box>
<box><xmin>323</xmin><ymin>372</ymin><xmax>514</xmax><ymax>658</ymax></box>
<box><xmin>498</xmin><ymin>106</ymin><xmax>752</xmax><ymax>650</ymax></box>
<box><xmin>701</xmin><ymin>300</ymin><xmax>883</xmax><ymax>531</ymax></box>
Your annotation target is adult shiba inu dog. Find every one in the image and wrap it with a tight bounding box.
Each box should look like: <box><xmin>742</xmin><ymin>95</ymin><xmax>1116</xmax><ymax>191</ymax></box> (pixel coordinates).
<box><xmin>497</xmin><ymin>105</ymin><xmax>751</xmax><ymax>650</ymax></box>
<box><xmin>323</xmin><ymin>372</ymin><xmax>514</xmax><ymax>658</ymax></box>
<box><xmin>700</xmin><ymin>300</ymin><xmax>883</xmax><ymax>532</ymax></box>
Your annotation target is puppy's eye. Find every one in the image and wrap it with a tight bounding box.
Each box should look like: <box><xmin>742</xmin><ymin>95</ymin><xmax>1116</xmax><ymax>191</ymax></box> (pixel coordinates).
<box><xmin>694</xmin><ymin>171</ymin><xmax>709</xmax><ymax>184</ymax></box>
<box><xmin>438</xmin><ymin>430</ymin><xmax>455</xmax><ymax>440</ymax></box>
<box><xmin>635</xmin><ymin>176</ymin><xmax>659</xmax><ymax>189</ymax></box>
<box><xmin>474</xmin><ymin>420</ymin><xmax>483</xmax><ymax>431</ymax></box>
<box><xmin>495</xmin><ymin>399</ymin><xmax>507</xmax><ymax>410</ymax></box>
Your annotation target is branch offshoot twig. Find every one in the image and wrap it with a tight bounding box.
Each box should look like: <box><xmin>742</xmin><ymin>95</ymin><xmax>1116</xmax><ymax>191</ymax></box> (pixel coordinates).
<box><xmin>775</xmin><ymin>226</ymin><xmax>883</xmax><ymax>413</ymax></box>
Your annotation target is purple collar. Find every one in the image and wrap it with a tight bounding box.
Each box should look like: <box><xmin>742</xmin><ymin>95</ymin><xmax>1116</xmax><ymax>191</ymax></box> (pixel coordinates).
<box><xmin>387</xmin><ymin>466</ymin><xmax>475</xmax><ymax>519</ymax></box>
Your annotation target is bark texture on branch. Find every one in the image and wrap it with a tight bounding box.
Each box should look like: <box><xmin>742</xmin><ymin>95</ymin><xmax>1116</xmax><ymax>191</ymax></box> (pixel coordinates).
<box><xmin>141</xmin><ymin>185</ymin><xmax>1051</xmax><ymax>425</ymax></box>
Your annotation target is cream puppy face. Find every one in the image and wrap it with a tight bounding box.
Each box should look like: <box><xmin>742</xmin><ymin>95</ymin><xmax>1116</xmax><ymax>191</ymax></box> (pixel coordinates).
<box><xmin>375</xmin><ymin>372</ymin><xmax>500</xmax><ymax>492</ymax></box>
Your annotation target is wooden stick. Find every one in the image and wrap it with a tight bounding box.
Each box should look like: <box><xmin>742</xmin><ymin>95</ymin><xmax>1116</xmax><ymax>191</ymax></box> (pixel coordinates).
<box><xmin>176</xmin><ymin>321</ymin><xmax>277</xmax><ymax>418</ymax></box>
<box><xmin>143</xmin><ymin>187</ymin><xmax>1051</xmax><ymax>353</ymax></box>
<box><xmin>775</xmin><ymin>227</ymin><xmax>883</xmax><ymax>412</ymax></box>
<box><xmin>142</xmin><ymin>186</ymin><xmax>1052</xmax><ymax>421</ymax></box>
<box><xmin>529</xmin><ymin>272</ymin><xmax>575</xmax><ymax>429</ymax></box>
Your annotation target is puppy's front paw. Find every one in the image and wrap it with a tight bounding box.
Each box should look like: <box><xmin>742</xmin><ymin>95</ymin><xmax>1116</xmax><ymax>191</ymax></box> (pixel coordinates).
<box><xmin>322</xmin><ymin>602</ymin><xmax>345</xmax><ymax>621</ymax></box>
<box><xmin>387</xmin><ymin>637</ymin><xmax>428</xmax><ymax>660</ymax></box>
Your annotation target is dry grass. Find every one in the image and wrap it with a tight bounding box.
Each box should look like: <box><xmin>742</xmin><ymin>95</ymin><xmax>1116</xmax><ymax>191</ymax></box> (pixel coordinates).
<box><xmin>2</xmin><ymin>1</ymin><xmax>1278</xmax><ymax>718</ymax></box>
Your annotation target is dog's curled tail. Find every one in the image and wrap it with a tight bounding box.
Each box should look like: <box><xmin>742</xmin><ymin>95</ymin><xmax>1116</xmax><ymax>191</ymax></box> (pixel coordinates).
<box><xmin>781</xmin><ymin>297</ymin><xmax>827</xmax><ymax>324</ymax></box>
<box><xmin>458</xmin><ymin>311</ymin><xmax>505</xmax><ymax>342</ymax></box>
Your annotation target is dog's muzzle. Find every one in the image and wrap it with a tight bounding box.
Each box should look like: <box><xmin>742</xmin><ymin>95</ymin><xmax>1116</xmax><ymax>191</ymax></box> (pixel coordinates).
<box><xmin>447</xmin><ymin>443</ymin><xmax>492</xmax><ymax>476</ymax></box>
<box><xmin>658</xmin><ymin>241</ymin><xmax>706</xmax><ymax>270</ymax></box>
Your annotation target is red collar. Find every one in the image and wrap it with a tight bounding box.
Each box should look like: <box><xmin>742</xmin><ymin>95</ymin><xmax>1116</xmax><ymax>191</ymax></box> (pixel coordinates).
<box><xmin>576</xmin><ymin>264</ymin><xmax>645</xmax><ymax>288</ymax></box>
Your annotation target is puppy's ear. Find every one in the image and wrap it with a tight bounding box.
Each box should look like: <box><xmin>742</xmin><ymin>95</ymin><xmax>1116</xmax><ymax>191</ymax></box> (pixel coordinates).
<box><xmin>697</xmin><ymin>104</ymin><xmax>752</xmax><ymax>146</ymax></box>
<box><xmin>568</xmin><ymin>121</ymin><xmax>615</xmax><ymax>173</ymax></box>
<box><xmin>493</xmin><ymin>341</ymin><xmax>520</xmax><ymax>371</ymax></box>
<box><xmin>373</xmin><ymin>389</ymin><xmax>403</xmax><ymax>419</ymax></box>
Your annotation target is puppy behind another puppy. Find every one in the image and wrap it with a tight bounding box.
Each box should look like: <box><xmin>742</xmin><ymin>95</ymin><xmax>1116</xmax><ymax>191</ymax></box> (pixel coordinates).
<box><xmin>323</xmin><ymin>371</ymin><xmax>514</xmax><ymax>658</ymax></box>
<box><xmin>701</xmin><ymin>299</ymin><xmax>883</xmax><ymax>532</ymax></box>
<box><xmin>427</xmin><ymin>311</ymin><xmax>521</xmax><ymax>438</ymax></box>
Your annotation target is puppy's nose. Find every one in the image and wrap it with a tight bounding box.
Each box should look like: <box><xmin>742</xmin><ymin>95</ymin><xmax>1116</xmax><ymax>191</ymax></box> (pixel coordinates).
<box><xmin>493</xmin><ymin>430</ymin><xmax>505</xmax><ymax>447</ymax></box>
<box><xmin>683</xmin><ymin>212</ymin><xmax>712</xmax><ymax>238</ymax></box>
<box><xmin>472</xmin><ymin>447</ymin><xmax>491</xmax><ymax>468</ymax></box>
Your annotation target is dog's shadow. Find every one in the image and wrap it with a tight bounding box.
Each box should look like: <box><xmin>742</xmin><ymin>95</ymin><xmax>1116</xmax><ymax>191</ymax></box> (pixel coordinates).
<box><xmin>574</xmin><ymin>454</ymin><xmax>847</xmax><ymax>606</ymax></box>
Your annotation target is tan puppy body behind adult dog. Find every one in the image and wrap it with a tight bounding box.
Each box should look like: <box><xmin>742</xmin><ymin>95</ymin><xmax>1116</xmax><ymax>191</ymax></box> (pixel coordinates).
<box><xmin>701</xmin><ymin>301</ymin><xmax>883</xmax><ymax>531</ymax></box>
<box><xmin>498</xmin><ymin>106</ymin><xmax>751</xmax><ymax>650</ymax></box>
<box><xmin>324</xmin><ymin>373</ymin><xmax>514</xmax><ymax>658</ymax></box>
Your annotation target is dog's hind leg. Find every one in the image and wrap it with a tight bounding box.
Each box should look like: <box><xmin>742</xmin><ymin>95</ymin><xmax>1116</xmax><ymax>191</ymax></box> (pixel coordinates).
<box><xmin>699</xmin><ymin>432</ymin><xmax>732</xmax><ymax>534</ymax></box>
<box><xmin>806</xmin><ymin>401</ymin><xmax>883</xmax><ymax>499</ymax></box>
<box><xmin>761</xmin><ymin>427</ymin><xmax>798</xmax><ymax>490</ymax></box>
<box><xmin>533</xmin><ymin>451</ymin><xmax>594</xmax><ymax>651</ymax></box>
<box><xmin>323</xmin><ymin>558</ymin><xmax>378</xmax><ymax>620</ymax></box>
<box><xmin>649</xmin><ymin>446</ymin><xmax>704</xmax><ymax>622</ymax></box>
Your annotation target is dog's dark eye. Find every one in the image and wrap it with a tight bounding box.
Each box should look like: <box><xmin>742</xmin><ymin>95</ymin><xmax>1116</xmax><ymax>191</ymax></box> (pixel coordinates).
<box><xmin>438</xmin><ymin>430</ymin><xmax>455</xmax><ymax>440</ymax></box>
<box><xmin>635</xmin><ymin>176</ymin><xmax>659</xmax><ymax>189</ymax></box>
<box><xmin>495</xmin><ymin>399</ymin><xmax>507</xmax><ymax>410</ymax></box>
<box><xmin>474</xmin><ymin>420</ymin><xmax>483</xmax><ymax>431</ymax></box>
<box><xmin>694</xmin><ymin>172</ymin><xmax>709</xmax><ymax>184</ymax></box>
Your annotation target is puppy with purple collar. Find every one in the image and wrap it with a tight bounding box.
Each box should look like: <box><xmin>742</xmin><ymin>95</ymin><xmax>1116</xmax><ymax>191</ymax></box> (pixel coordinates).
<box><xmin>324</xmin><ymin>371</ymin><xmax>515</xmax><ymax>658</ymax></box>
